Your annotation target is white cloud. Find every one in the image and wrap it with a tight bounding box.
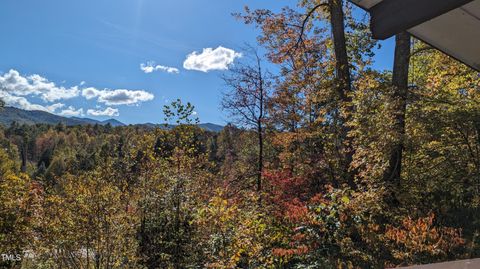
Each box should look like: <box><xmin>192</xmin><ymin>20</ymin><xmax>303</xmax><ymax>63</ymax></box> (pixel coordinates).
<box><xmin>0</xmin><ymin>90</ymin><xmax>65</xmax><ymax>113</ymax></box>
<box><xmin>140</xmin><ymin>62</ymin><xmax>180</xmax><ymax>74</ymax></box>
<box><xmin>0</xmin><ymin>69</ymin><xmax>80</xmax><ymax>102</ymax></box>
<box><xmin>81</xmin><ymin>87</ymin><xmax>102</xmax><ymax>100</ymax></box>
<box><xmin>46</xmin><ymin>103</ymin><xmax>66</xmax><ymax>112</ymax></box>
<box><xmin>183</xmin><ymin>46</ymin><xmax>242</xmax><ymax>72</ymax></box>
<box><xmin>81</xmin><ymin>88</ymin><xmax>154</xmax><ymax>106</ymax></box>
<box><xmin>87</xmin><ymin>107</ymin><xmax>119</xmax><ymax>117</ymax></box>
<box><xmin>0</xmin><ymin>69</ymin><xmax>155</xmax><ymax>119</ymax></box>
<box><xmin>58</xmin><ymin>106</ymin><xmax>84</xmax><ymax>117</ymax></box>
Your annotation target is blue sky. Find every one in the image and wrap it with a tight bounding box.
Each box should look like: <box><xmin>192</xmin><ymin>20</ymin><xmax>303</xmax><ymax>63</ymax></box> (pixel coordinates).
<box><xmin>0</xmin><ymin>0</ymin><xmax>394</xmax><ymax>125</ymax></box>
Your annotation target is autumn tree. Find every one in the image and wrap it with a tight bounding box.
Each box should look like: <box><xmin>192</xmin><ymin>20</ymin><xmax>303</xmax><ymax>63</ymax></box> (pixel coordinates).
<box><xmin>0</xmin><ymin>148</ymin><xmax>33</xmax><ymax>269</ymax></box>
<box><xmin>383</xmin><ymin>32</ymin><xmax>411</xmax><ymax>186</ymax></box>
<box><xmin>297</xmin><ymin>0</ymin><xmax>364</xmax><ymax>186</ymax></box>
<box><xmin>137</xmin><ymin>99</ymin><xmax>208</xmax><ymax>268</ymax></box>
<box><xmin>30</xmin><ymin>169</ymin><xmax>140</xmax><ymax>268</ymax></box>
<box><xmin>222</xmin><ymin>49</ymin><xmax>270</xmax><ymax>191</ymax></box>
<box><xmin>404</xmin><ymin>44</ymin><xmax>480</xmax><ymax>251</ymax></box>
<box><xmin>6</xmin><ymin>124</ymin><xmax>31</xmax><ymax>173</ymax></box>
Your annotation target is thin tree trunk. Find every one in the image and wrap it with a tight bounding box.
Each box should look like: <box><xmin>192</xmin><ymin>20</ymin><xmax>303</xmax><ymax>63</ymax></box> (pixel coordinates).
<box><xmin>328</xmin><ymin>0</ymin><xmax>355</xmax><ymax>187</ymax></box>
<box><xmin>257</xmin><ymin>120</ymin><xmax>263</xmax><ymax>192</ymax></box>
<box><xmin>257</xmin><ymin>54</ymin><xmax>264</xmax><ymax>192</ymax></box>
<box><xmin>384</xmin><ymin>31</ymin><xmax>411</xmax><ymax>185</ymax></box>
<box><xmin>257</xmin><ymin>65</ymin><xmax>264</xmax><ymax>191</ymax></box>
<box><xmin>174</xmin><ymin>180</ymin><xmax>181</xmax><ymax>269</ymax></box>
<box><xmin>21</xmin><ymin>143</ymin><xmax>27</xmax><ymax>173</ymax></box>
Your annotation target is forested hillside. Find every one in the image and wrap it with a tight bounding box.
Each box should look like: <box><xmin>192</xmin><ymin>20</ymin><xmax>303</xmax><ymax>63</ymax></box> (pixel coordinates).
<box><xmin>0</xmin><ymin>107</ymin><xmax>223</xmax><ymax>132</ymax></box>
<box><xmin>0</xmin><ymin>107</ymin><xmax>121</xmax><ymax>126</ymax></box>
<box><xmin>0</xmin><ymin>1</ymin><xmax>479</xmax><ymax>268</ymax></box>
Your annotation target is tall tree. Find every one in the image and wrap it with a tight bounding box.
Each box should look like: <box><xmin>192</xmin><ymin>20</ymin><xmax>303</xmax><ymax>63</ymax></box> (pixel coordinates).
<box><xmin>222</xmin><ymin>50</ymin><xmax>269</xmax><ymax>191</ymax></box>
<box><xmin>238</xmin><ymin>0</ymin><xmax>376</xmax><ymax>188</ymax></box>
<box><xmin>328</xmin><ymin>0</ymin><xmax>352</xmax><ymax>102</ymax></box>
<box><xmin>327</xmin><ymin>0</ymin><xmax>356</xmax><ymax>187</ymax></box>
<box><xmin>384</xmin><ymin>31</ymin><xmax>411</xmax><ymax>184</ymax></box>
<box><xmin>300</xmin><ymin>0</ymin><xmax>355</xmax><ymax>185</ymax></box>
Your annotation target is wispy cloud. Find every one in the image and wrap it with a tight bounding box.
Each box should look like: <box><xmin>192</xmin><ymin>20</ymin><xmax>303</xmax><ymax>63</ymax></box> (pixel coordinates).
<box><xmin>82</xmin><ymin>87</ymin><xmax>154</xmax><ymax>106</ymax></box>
<box><xmin>140</xmin><ymin>61</ymin><xmax>180</xmax><ymax>74</ymax></box>
<box><xmin>87</xmin><ymin>107</ymin><xmax>119</xmax><ymax>117</ymax></box>
<box><xmin>183</xmin><ymin>46</ymin><xmax>242</xmax><ymax>72</ymax></box>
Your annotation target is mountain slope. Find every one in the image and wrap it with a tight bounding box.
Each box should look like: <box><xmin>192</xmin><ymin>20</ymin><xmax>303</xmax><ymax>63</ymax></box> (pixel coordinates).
<box><xmin>101</xmin><ymin>119</ymin><xmax>126</xmax><ymax>127</ymax></box>
<box><xmin>198</xmin><ymin>123</ymin><xmax>224</xmax><ymax>132</ymax></box>
<box><xmin>0</xmin><ymin>107</ymin><xmax>95</xmax><ymax>126</ymax></box>
<box><xmin>0</xmin><ymin>107</ymin><xmax>122</xmax><ymax>126</ymax></box>
<box><xmin>0</xmin><ymin>107</ymin><xmax>223</xmax><ymax>131</ymax></box>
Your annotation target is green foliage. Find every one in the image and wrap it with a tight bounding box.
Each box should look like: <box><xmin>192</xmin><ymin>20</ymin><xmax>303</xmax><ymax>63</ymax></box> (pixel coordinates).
<box><xmin>163</xmin><ymin>98</ymin><xmax>199</xmax><ymax>125</ymax></box>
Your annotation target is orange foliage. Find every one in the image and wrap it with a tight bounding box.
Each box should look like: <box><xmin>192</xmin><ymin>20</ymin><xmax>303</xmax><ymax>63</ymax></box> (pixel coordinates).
<box><xmin>385</xmin><ymin>213</ymin><xmax>465</xmax><ymax>263</ymax></box>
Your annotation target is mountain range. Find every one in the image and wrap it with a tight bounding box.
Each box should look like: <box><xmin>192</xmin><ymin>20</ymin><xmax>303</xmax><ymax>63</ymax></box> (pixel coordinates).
<box><xmin>0</xmin><ymin>107</ymin><xmax>223</xmax><ymax>132</ymax></box>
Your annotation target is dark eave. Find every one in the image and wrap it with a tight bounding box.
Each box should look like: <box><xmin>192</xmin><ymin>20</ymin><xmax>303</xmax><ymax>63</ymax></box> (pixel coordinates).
<box><xmin>369</xmin><ymin>0</ymin><xmax>474</xmax><ymax>40</ymax></box>
<box><xmin>350</xmin><ymin>0</ymin><xmax>480</xmax><ymax>71</ymax></box>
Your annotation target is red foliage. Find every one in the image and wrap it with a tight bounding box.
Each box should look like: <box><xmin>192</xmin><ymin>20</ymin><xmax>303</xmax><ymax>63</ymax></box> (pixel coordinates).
<box><xmin>272</xmin><ymin>245</ymin><xmax>309</xmax><ymax>259</ymax></box>
<box><xmin>263</xmin><ymin>170</ymin><xmax>311</xmax><ymax>223</ymax></box>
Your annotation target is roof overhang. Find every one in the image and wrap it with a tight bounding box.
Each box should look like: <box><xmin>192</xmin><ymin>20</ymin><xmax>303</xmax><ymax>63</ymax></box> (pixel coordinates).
<box><xmin>350</xmin><ymin>0</ymin><xmax>480</xmax><ymax>71</ymax></box>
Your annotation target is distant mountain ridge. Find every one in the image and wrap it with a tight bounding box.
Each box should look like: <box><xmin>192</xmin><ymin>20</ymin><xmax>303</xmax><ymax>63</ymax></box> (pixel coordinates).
<box><xmin>70</xmin><ymin>117</ymin><xmax>125</xmax><ymax>127</ymax></box>
<box><xmin>0</xmin><ymin>107</ymin><xmax>125</xmax><ymax>127</ymax></box>
<box><xmin>137</xmin><ymin>122</ymin><xmax>224</xmax><ymax>132</ymax></box>
<box><xmin>0</xmin><ymin>107</ymin><xmax>223</xmax><ymax>131</ymax></box>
